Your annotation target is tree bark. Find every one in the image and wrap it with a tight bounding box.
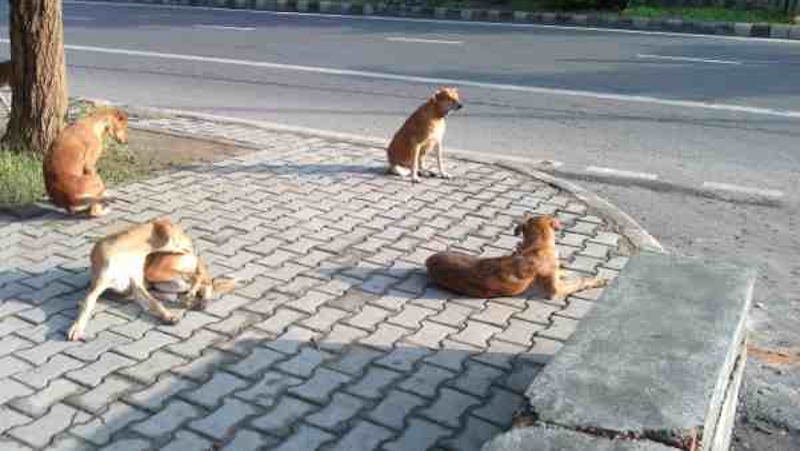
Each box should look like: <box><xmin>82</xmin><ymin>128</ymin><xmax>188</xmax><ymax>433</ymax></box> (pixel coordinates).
<box><xmin>2</xmin><ymin>0</ymin><xmax>67</xmax><ymax>155</ymax></box>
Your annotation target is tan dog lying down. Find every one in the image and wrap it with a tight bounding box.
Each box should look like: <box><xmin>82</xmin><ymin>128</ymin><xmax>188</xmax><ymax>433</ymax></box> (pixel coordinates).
<box><xmin>44</xmin><ymin>107</ymin><xmax>128</xmax><ymax>217</ymax></box>
<box><xmin>426</xmin><ymin>214</ymin><xmax>607</xmax><ymax>298</ymax></box>
<box><xmin>145</xmin><ymin>252</ymin><xmax>237</xmax><ymax>310</ymax></box>
<box><xmin>387</xmin><ymin>87</ymin><xmax>462</xmax><ymax>183</ymax></box>
<box><xmin>67</xmin><ymin>218</ymin><xmax>194</xmax><ymax>341</ymax></box>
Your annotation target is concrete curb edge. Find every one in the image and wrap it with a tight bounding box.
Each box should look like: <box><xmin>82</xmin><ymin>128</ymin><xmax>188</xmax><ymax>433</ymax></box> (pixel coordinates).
<box><xmin>80</xmin><ymin>0</ymin><xmax>800</xmax><ymax>41</ymax></box>
<box><xmin>92</xmin><ymin>99</ymin><xmax>665</xmax><ymax>254</ymax></box>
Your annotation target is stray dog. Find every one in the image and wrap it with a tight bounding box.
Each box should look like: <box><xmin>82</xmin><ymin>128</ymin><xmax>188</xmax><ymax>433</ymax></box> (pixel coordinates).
<box><xmin>67</xmin><ymin>218</ymin><xmax>194</xmax><ymax>341</ymax></box>
<box><xmin>145</xmin><ymin>252</ymin><xmax>237</xmax><ymax>310</ymax></box>
<box><xmin>43</xmin><ymin>107</ymin><xmax>128</xmax><ymax>217</ymax></box>
<box><xmin>387</xmin><ymin>87</ymin><xmax>462</xmax><ymax>183</ymax></box>
<box><xmin>426</xmin><ymin>214</ymin><xmax>607</xmax><ymax>298</ymax></box>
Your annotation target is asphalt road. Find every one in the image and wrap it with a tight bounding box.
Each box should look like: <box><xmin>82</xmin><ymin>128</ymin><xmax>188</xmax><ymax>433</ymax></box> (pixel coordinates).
<box><xmin>1</xmin><ymin>0</ymin><xmax>799</xmax><ymax>448</ymax></box>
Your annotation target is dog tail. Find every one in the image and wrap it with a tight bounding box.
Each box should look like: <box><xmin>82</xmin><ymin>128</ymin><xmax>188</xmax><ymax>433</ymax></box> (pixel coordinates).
<box><xmin>211</xmin><ymin>277</ymin><xmax>238</xmax><ymax>295</ymax></box>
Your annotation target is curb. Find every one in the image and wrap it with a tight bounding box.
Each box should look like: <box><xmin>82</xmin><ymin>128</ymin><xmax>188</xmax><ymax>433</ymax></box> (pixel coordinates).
<box><xmin>92</xmin><ymin>99</ymin><xmax>665</xmax><ymax>254</ymax></box>
<box><xmin>80</xmin><ymin>0</ymin><xmax>800</xmax><ymax>41</ymax></box>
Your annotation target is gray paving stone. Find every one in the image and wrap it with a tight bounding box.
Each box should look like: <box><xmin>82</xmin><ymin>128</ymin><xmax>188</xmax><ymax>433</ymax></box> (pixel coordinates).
<box><xmin>11</xmin><ymin>378</ymin><xmax>85</xmax><ymax>416</ymax></box>
<box><xmin>0</xmin><ymin>335</ymin><xmax>34</xmax><ymax>359</ymax></box>
<box><xmin>114</xmin><ymin>330</ymin><xmax>179</xmax><ymax>360</ymax></box>
<box><xmin>0</xmin><ymin>406</ymin><xmax>32</xmax><ymax>434</ymax></box>
<box><xmin>171</xmin><ymin>348</ymin><xmax>235</xmax><ymax>381</ymax></box>
<box><xmin>0</xmin><ymin>356</ymin><xmax>34</xmax><ymax>379</ymax></box>
<box><xmin>14</xmin><ymin>339</ymin><xmax>80</xmax><ymax>365</ymax></box>
<box><xmin>306</xmin><ymin>392</ymin><xmax>366</xmax><ymax>430</ymax></box>
<box><xmin>420</xmin><ymin>388</ymin><xmax>482</xmax><ymax>428</ymax></box>
<box><xmin>126</xmin><ymin>374</ymin><xmax>196</xmax><ymax>410</ymax></box>
<box><xmin>255</xmin><ymin>308</ymin><xmax>308</xmax><ymax>335</ymax></box>
<box><xmin>319</xmin><ymin>323</ymin><xmax>369</xmax><ymax>352</ymax></box>
<box><xmin>132</xmin><ymin>400</ymin><xmax>202</xmax><ymax>438</ymax></box>
<box><xmin>7</xmin><ymin>403</ymin><xmax>77</xmax><ymax>448</ymax></box>
<box><xmin>227</xmin><ymin>346</ymin><xmax>286</xmax><ymax>378</ymax></box>
<box><xmin>513</xmin><ymin>300</ymin><xmax>560</xmax><ymax>325</ymax></box>
<box><xmin>265</xmin><ymin>325</ymin><xmax>320</xmax><ymax>355</ymax></box>
<box><xmin>189</xmin><ymin>398</ymin><xmax>258</xmax><ymax>439</ymax></box>
<box><xmin>301</xmin><ymin>306</ymin><xmax>350</xmax><ymax>332</ymax></box>
<box><xmin>450</xmin><ymin>320</ymin><xmax>502</xmax><ymax>349</ymax></box>
<box><xmin>71</xmin><ymin>401</ymin><xmax>148</xmax><ymax>445</ymax></box>
<box><xmin>398</xmin><ymin>364</ymin><xmax>455</xmax><ymax>399</ymax></box>
<box><xmin>326</xmin><ymin>345</ymin><xmax>382</xmax><ymax>376</ymax></box>
<box><xmin>0</xmin><ymin>378</ymin><xmax>34</xmax><ymax>404</ymax></box>
<box><xmin>159</xmin><ymin>311</ymin><xmax>219</xmax><ymax>338</ymax></box>
<box><xmin>99</xmin><ymin>439</ymin><xmax>151</xmax><ymax>451</ymax></box>
<box><xmin>236</xmin><ymin>371</ymin><xmax>302</xmax><ymax>408</ymax></box>
<box><xmin>66</xmin><ymin>352</ymin><xmax>136</xmax><ymax>387</ymax></box>
<box><xmin>442</xmin><ymin>415</ymin><xmax>502</xmax><ymax>451</ymax></box>
<box><xmin>12</xmin><ymin>354</ymin><xmax>83</xmax><ymax>389</ymax></box>
<box><xmin>405</xmin><ymin>321</ymin><xmax>458</xmax><ymax>349</ymax></box>
<box><xmin>277</xmin><ymin>347</ymin><xmax>332</xmax><ymax>377</ymax></box>
<box><xmin>368</xmin><ymin>389</ymin><xmax>428</xmax><ymax>430</ymax></box>
<box><xmin>347</xmin><ymin>366</ymin><xmax>403</xmax><ymax>399</ymax></box>
<box><xmin>451</xmin><ymin>361</ymin><xmax>505</xmax><ymax>397</ymax></box>
<box><xmin>382</xmin><ymin>417</ymin><xmax>452</xmax><ymax>451</ymax></box>
<box><xmin>223</xmin><ymin>429</ymin><xmax>278</xmax><ymax>451</ymax></box>
<box><xmin>328</xmin><ymin>420</ymin><xmax>395</xmax><ymax>451</ymax></box>
<box><xmin>272</xmin><ymin>423</ymin><xmax>335</xmax><ymax>451</ymax></box>
<box><xmin>166</xmin><ymin>329</ymin><xmax>226</xmax><ymax>358</ymax></box>
<box><xmin>184</xmin><ymin>371</ymin><xmax>249</xmax><ymax>408</ymax></box>
<box><xmin>375</xmin><ymin>346</ymin><xmax>432</xmax><ymax>373</ymax></box>
<box><xmin>250</xmin><ymin>395</ymin><xmax>317</xmax><ymax>435</ymax></box>
<box><xmin>65</xmin><ymin>331</ymin><xmax>132</xmax><ymax>361</ymax></box>
<box><xmin>118</xmin><ymin>350</ymin><xmax>187</xmax><ymax>384</ymax></box>
<box><xmin>288</xmin><ymin>367</ymin><xmax>351</xmax><ymax>403</ymax></box>
<box><xmin>161</xmin><ymin>430</ymin><xmax>214</xmax><ymax>451</ymax></box>
<box><xmin>70</xmin><ymin>375</ymin><xmax>140</xmax><ymax>413</ymax></box>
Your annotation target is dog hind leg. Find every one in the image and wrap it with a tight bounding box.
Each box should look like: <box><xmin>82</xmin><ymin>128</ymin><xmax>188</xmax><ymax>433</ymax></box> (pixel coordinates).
<box><xmin>68</xmin><ymin>277</ymin><xmax>111</xmax><ymax>341</ymax></box>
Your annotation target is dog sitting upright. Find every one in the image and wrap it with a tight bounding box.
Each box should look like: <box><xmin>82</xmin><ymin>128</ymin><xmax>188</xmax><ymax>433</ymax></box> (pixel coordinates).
<box><xmin>67</xmin><ymin>218</ymin><xmax>194</xmax><ymax>341</ymax></box>
<box><xmin>387</xmin><ymin>87</ymin><xmax>462</xmax><ymax>183</ymax></box>
<box><xmin>43</xmin><ymin>107</ymin><xmax>128</xmax><ymax>217</ymax></box>
<box><xmin>426</xmin><ymin>214</ymin><xmax>607</xmax><ymax>299</ymax></box>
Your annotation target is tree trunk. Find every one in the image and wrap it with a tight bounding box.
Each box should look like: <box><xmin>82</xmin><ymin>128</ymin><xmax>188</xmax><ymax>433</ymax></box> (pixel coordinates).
<box><xmin>2</xmin><ymin>0</ymin><xmax>67</xmax><ymax>155</ymax></box>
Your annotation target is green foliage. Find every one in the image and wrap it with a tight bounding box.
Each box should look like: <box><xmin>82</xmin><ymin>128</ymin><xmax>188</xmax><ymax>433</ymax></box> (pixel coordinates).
<box><xmin>0</xmin><ymin>149</ymin><xmax>46</xmax><ymax>206</ymax></box>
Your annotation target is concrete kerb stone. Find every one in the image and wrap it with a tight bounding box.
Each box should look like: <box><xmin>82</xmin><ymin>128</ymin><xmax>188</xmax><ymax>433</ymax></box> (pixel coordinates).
<box><xmin>81</xmin><ymin>0</ymin><xmax>800</xmax><ymax>41</ymax></box>
<box><xmin>101</xmin><ymin>99</ymin><xmax>663</xmax><ymax>255</ymax></box>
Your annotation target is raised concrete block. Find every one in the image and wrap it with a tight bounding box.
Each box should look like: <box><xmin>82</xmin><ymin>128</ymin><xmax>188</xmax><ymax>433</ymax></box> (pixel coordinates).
<box><xmin>771</xmin><ymin>24</ymin><xmax>792</xmax><ymax>39</ymax></box>
<box><xmin>526</xmin><ymin>253</ymin><xmax>754</xmax><ymax>449</ymax></box>
<box><xmin>734</xmin><ymin>22</ymin><xmax>753</xmax><ymax>37</ymax></box>
<box><xmin>790</xmin><ymin>25</ymin><xmax>800</xmax><ymax>40</ymax></box>
<box><xmin>482</xmin><ymin>426</ymin><xmax>674</xmax><ymax>451</ymax></box>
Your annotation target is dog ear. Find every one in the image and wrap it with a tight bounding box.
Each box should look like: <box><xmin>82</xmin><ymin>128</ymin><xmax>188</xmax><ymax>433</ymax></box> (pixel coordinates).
<box><xmin>152</xmin><ymin>218</ymin><xmax>173</xmax><ymax>246</ymax></box>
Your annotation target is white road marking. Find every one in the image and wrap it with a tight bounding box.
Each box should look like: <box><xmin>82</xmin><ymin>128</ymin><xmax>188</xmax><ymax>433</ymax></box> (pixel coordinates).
<box><xmin>585</xmin><ymin>166</ymin><xmax>659</xmax><ymax>180</ymax></box>
<box><xmin>637</xmin><ymin>53</ymin><xmax>742</xmax><ymax>65</ymax></box>
<box><xmin>65</xmin><ymin>0</ymin><xmax>800</xmax><ymax>45</ymax></box>
<box><xmin>193</xmin><ymin>24</ymin><xmax>256</xmax><ymax>31</ymax></box>
<box><xmin>386</xmin><ymin>37</ymin><xmax>463</xmax><ymax>45</ymax></box>
<box><xmin>4</xmin><ymin>39</ymin><xmax>797</xmax><ymax>119</ymax></box>
<box><xmin>701</xmin><ymin>181</ymin><xmax>784</xmax><ymax>198</ymax></box>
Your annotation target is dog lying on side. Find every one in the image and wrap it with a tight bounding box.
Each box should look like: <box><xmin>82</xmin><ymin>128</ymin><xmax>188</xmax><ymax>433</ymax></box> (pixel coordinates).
<box><xmin>386</xmin><ymin>87</ymin><xmax>462</xmax><ymax>183</ymax></box>
<box><xmin>67</xmin><ymin>218</ymin><xmax>194</xmax><ymax>341</ymax></box>
<box><xmin>426</xmin><ymin>214</ymin><xmax>607</xmax><ymax>298</ymax></box>
<box><xmin>43</xmin><ymin>107</ymin><xmax>128</xmax><ymax>217</ymax></box>
<box><xmin>145</xmin><ymin>252</ymin><xmax>237</xmax><ymax>310</ymax></box>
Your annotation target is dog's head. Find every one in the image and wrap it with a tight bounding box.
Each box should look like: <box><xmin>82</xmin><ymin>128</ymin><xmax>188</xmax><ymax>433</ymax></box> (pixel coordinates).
<box><xmin>104</xmin><ymin>108</ymin><xmax>129</xmax><ymax>144</ymax></box>
<box><xmin>513</xmin><ymin>214</ymin><xmax>561</xmax><ymax>251</ymax></box>
<box><xmin>432</xmin><ymin>87</ymin><xmax>463</xmax><ymax>116</ymax></box>
<box><xmin>151</xmin><ymin>218</ymin><xmax>194</xmax><ymax>255</ymax></box>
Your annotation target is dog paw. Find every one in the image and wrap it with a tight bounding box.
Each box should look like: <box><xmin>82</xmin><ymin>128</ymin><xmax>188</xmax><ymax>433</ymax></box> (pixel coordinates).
<box><xmin>66</xmin><ymin>323</ymin><xmax>85</xmax><ymax>342</ymax></box>
<box><xmin>411</xmin><ymin>176</ymin><xmax>421</xmax><ymax>184</ymax></box>
<box><xmin>162</xmin><ymin>312</ymin><xmax>180</xmax><ymax>325</ymax></box>
<box><xmin>439</xmin><ymin>172</ymin><xmax>453</xmax><ymax>179</ymax></box>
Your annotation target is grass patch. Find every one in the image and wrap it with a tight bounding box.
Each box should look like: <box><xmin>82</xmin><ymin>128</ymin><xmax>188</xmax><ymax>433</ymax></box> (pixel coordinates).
<box><xmin>622</xmin><ymin>5</ymin><xmax>793</xmax><ymax>23</ymax></box>
<box><xmin>0</xmin><ymin>150</ymin><xmax>46</xmax><ymax>206</ymax></box>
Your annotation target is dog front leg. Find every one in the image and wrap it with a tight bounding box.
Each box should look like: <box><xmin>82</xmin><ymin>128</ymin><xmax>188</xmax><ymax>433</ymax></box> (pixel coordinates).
<box><xmin>133</xmin><ymin>281</ymin><xmax>180</xmax><ymax>324</ymax></box>
<box><xmin>411</xmin><ymin>144</ymin><xmax>422</xmax><ymax>183</ymax></box>
<box><xmin>435</xmin><ymin>141</ymin><xmax>451</xmax><ymax>179</ymax></box>
<box><xmin>68</xmin><ymin>278</ymin><xmax>110</xmax><ymax>341</ymax></box>
<box><xmin>542</xmin><ymin>273</ymin><xmax>607</xmax><ymax>299</ymax></box>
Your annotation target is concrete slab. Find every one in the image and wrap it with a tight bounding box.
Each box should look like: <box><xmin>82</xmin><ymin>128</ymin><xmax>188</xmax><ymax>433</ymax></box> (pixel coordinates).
<box><xmin>481</xmin><ymin>426</ymin><xmax>674</xmax><ymax>451</ymax></box>
<box><xmin>527</xmin><ymin>252</ymin><xmax>754</xmax><ymax>442</ymax></box>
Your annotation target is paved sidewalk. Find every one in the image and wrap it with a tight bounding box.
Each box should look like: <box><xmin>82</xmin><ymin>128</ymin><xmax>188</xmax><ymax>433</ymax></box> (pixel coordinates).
<box><xmin>0</xmin><ymin>112</ymin><xmax>631</xmax><ymax>450</ymax></box>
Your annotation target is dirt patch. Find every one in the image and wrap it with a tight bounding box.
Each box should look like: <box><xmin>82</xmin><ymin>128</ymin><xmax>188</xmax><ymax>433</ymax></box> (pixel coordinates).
<box><xmin>127</xmin><ymin>128</ymin><xmax>255</xmax><ymax>166</ymax></box>
<box><xmin>748</xmin><ymin>346</ymin><xmax>800</xmax><ymax>367</ymax></box>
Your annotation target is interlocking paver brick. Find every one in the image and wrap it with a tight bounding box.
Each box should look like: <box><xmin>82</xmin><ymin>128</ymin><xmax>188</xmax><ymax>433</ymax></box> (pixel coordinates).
<box><xmin>329</xmin><ymin>420</ymin><xmax>395</xmax><ymax>451</ymax></box>
<box><xmin>277</xmin><ymin>347</ymin><xmax>332</xmax><ymax>377</ymax></box>
<box><xmin>513</xmin><ymin>300</ymin><xmax>560</xmax><ymax>325</ymax></box>
<box><xmin>255</xmin><ymin>308</ymin><xmax>307</xmax><ymax>335</ymax></box>
<box><xmin>272</xmin><ymin>423</ymin><xmax>334</xmax><ymax>451</ymax></box>
<box><xmin>470</xmin><ymin>302</ymin><xmax>521</xmax><ymax>327</ymax></box>
<box><xmin>66</xmin><ymin>352</ymin><xmax>136</xmax><ymax>387</ymax></box>
<box><xmin>451</xmin><ymin>361</ymin><xmax>505</xmax><ymax>397</ymax></box>
<box><xmin>344</xmin><ymin>305</ymin><xmax>392</xmax><ymax>331</ymax></box>
<box><xmin>420</xmin><ymin>387</ymin><xmax>482</xmax><ymax>428</ymax></box>
<box><xmin>70</xmin><ymin>375</ymin><xmax>140</xmax><ymax>413</ymax></box>
<box><xmin>227</xmin><ymin>346</ymin><xmax>286</xmax><ymax>378</ymax></box>
<box><xmin>159</xmin><ymin>311</ymin><xmax>218</xmax><ymax>338</ymax></box>
<box><xmin>525</xmin><ymin>336</ymin><xmax>565</xmax><ymax>365</ymax></box>
<box><xmin>223</xmin><ymin>429</ymin><xmax>278</xmax><ymax>451</ymax></box>
<box><xmin>114</xmin><ymin>330</ymin><xmax>178</xmax><ymax>360</ymax></box>
<box><xmin>183</xmin><ymin>371</ymin><xmax>250</xmax><ymax>408</ymax></box>
<box><xmin>266</xmin><ymin>325</ymin><xmax>320</xmax><ymax>355</ymax></box>
<box><xmin>110</xmin><ymin>318</ymin><xmax>156</xmax><ymax>339</ymax></box>
<box><xmin>11</xmin><ymin>378</ymin><xmax>85</xmax><ymax>416</ymax></box>
<box><xmin>288</xmin><ymin>367</ymin><xmax>351</xmax><ymax>403</ymax></box>
<box><xmin>131</xmin><ymin>399</ymin><xmax>202</xmax><ymax>438</ymax></box>
<box><xmin>161</xmin><ymin>431</ymin><xmax>213</xmax><ymax>451</ymax></box>
<box><xmin>306</xmin><ymin>392</ymin><xmax>366</xmax><ymax>430</ymax></box>
<box><xmin>118</xmin><ymin>350</ymin><xmax>187</xmax><ymax>384</ymax></box>
<box><xmin>236</xmin><ymin>371</ymin><xmax>302</xmax><ymax>408</ymax></box>
<box><xmin>189</xmin><ymin>398</ymin><xmax>258</xmax><ymax>439</ymax></box>
<box><xmin>171</xmin><ymin>348</ymin><xmax>235</xmax><ymax>381</ymax></box>
<box><xmin>441</xmin><ymin>415</ymin><xmax>503</xmax><ymax>451</ymax></box>
<box><xmin>326</xmin><ymin>345</ymin><xmax>382</xmax><ymax>376</ymax></box>
<box><xmin>493</xmin><ymin>318</ymin><xmax>544</xmax><ymax>347</ymax></box>
<box><xmin>0</xmin><ymin>356</ymin><xmax>33</xmax><ymax>379</ymax></box>
<box><xmin>14</xmin><ymin>338</ymin><xmax>80</xmax><ymax>365</ymax></box>
<box><xmin>167</xmin><ymin>329</ymin><xmax>226</xmax><ymax>358</ymax></box>
<box><xmin>71</xmin><ymin>401</ymin><xmax>148</xmax><ymax>445</ymax></box>
<box><xmin>404</xmin><ymin>321</ymin><xmax>458</xmax><ymax>349</ymax></box>
<box><xmin>125</xmin><ymin>374</ymin><xmax>196</xmax><ymax>410</ymax></box>
<box><xmin>347</xmin><ymin>366</ymin><xmax>403</xmax><ymax>399</ymax></box>
<box><xmin>450</xmin><ymin>320</ymin><xmax>502</xmax><ymax>349</ymax></box>
<box><xmin>537</xmin><ymin>315</ymin><xmax>579</xmax><ymax>341</ymax></box>
<box><xmin>65</xmin><ymin>331</ymin><xmax>131</xmax><ymax>361</ymax></box>
<box><xmin>0</xmin><ymin>378</ymin><xmax>34</xmax><ymax>404</ymax></box>
<box><xmin>12</xmin><ymin>354</ymin><xmax>83</xmax><ymax>389</ymax></box>
<box><xmin>207</xmin><ymin>311</ymin><xmax>262</xmax><ymax>336</ymax></box>
<box><xmin>374</xmin><ymin>346</ymin><xmax>432</xmax><ymax>373</ymax></box>
<box><xmin>398</xmin><ymin>364</ymin><xmax>455</xmax><ymax>399</ymax></box>
<box><xmin>285</xmin><ymin>290</ymin><xmax>334</xmax><ymax>314</ymax></box>
<box><xmin>382</xmin><ymin>417</ymin><xmax>452</xmax><ymax>451</ymax></box>
<box><xmin>0</xmin><ymin>335</ymin><xmax>34</xmax><ymax>359</ymax></box>
<box><xmin>250</xmin><ymin>396</ymin><xmax>317</xmax><ymax>435</ymax></box>
<box><xmin>99</xmin><ymin>439</ymin><xmax>151</xmax><ymax>451</ymax></box>
<box><xmin>473</xmin><ymin>387</ymin><xmax>524</xmax><ymax>427</ymax></box>
<box><xmin>0</xmin><ymin>407</ymin><xmax>32</xmax><ymax>434</ymax></box>
<box><xmin>368</xmin><ymin>389</ymin><xmax>428</xmax><ymax>430</ymax></box>
<box><xmin>8</xmin><ymin>403</ymin><xmax>78</xmax><ymax>448</ymax></box>
<box><xmin>301</xmin><ymin>306</ymin><xmax>350</xmax><ymax>332</ymax></box>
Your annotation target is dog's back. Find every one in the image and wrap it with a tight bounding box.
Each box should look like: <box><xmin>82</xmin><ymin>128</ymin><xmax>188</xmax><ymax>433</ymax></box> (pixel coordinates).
<box><xmin>426</xmin><ymin>252</ymin><xmax>532</xmax><ymax>298</ymax></box>
<box><xmin>387</xmin><ymin>102</ymin><xmax>439</xmax><ymax>168</ymax></box>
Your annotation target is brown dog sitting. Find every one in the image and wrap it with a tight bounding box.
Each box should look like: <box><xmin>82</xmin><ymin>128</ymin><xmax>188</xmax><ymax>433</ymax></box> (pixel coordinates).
<box><xmin>67</xmin><ymin>218</ymin><xmax>194</xmax><ymax>341</ymax></box>
<box><xmin>426</xmin><ymin>214</ymin><xmax>607</xmax><ymax>298</ymax></box>
<box><xmin>43</xmin><ymin>107</ymin><xmax>128</xmax><ymax>217</ymax></box>
<box><xmin>145</xmin><ymin>252</ymin><xmax>237</xmax><ymax>310</ymax></box>
<box><xmin>387</xmin><ymin>87</ymin><xmax>462</xmax><ymax>183</ymax></box>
